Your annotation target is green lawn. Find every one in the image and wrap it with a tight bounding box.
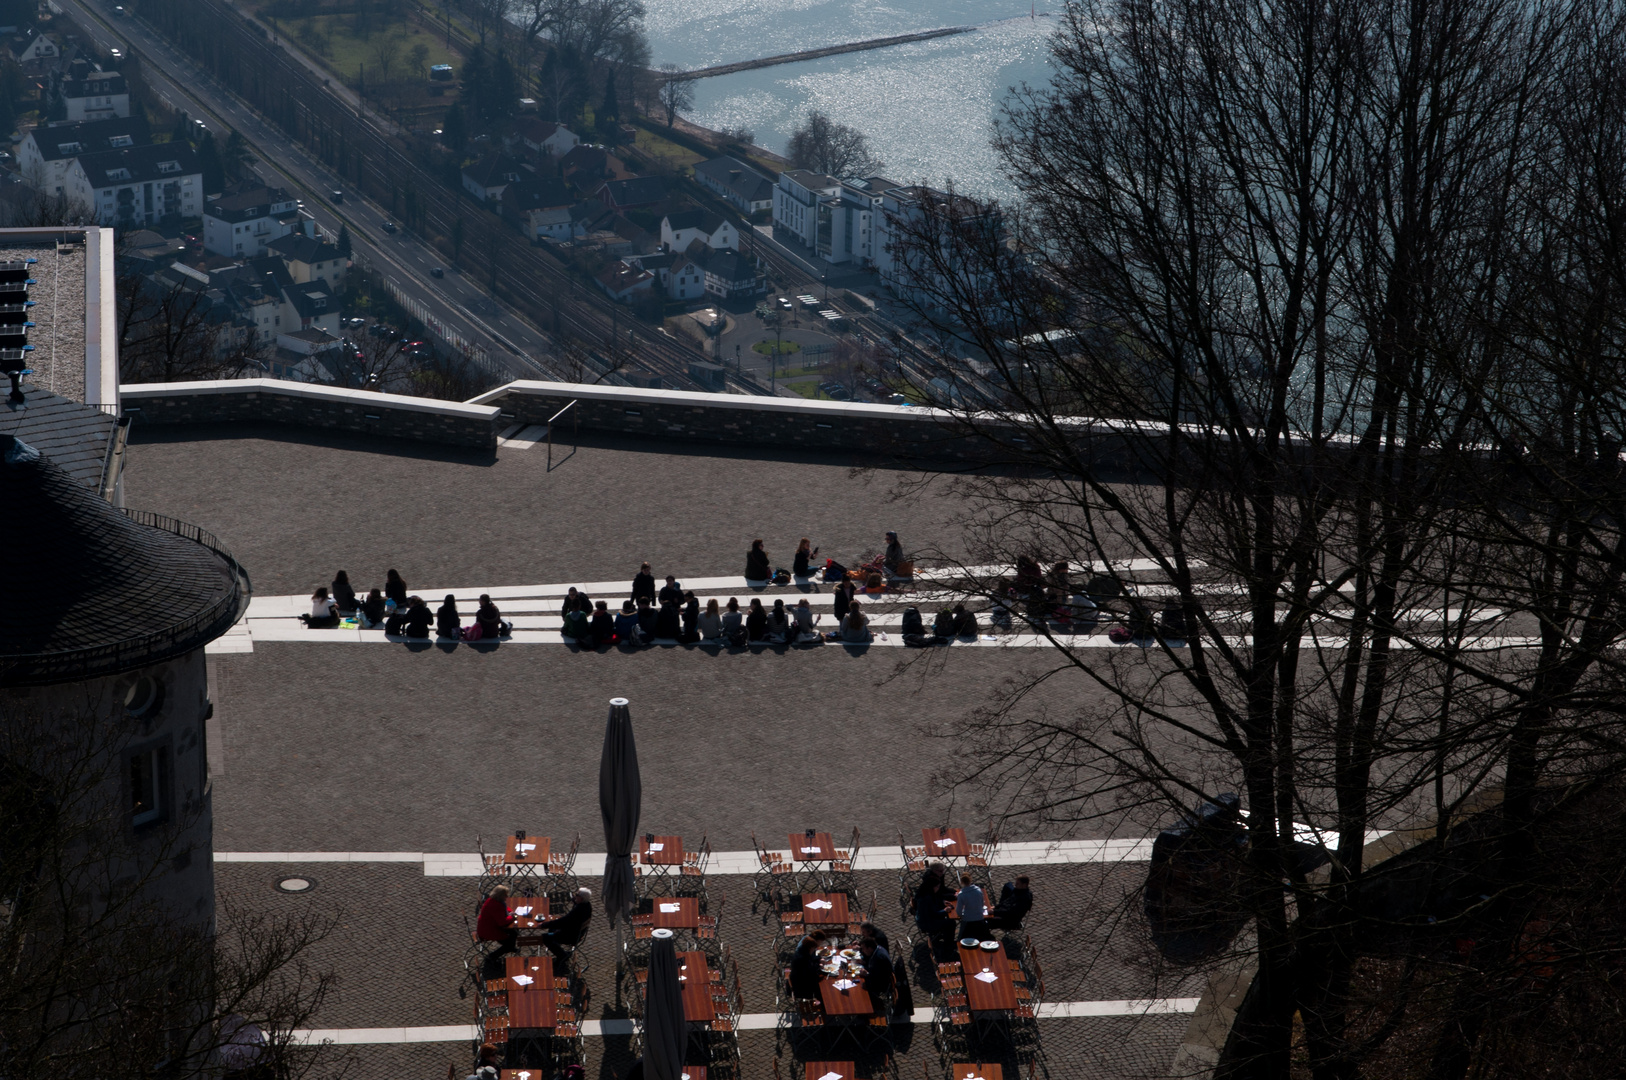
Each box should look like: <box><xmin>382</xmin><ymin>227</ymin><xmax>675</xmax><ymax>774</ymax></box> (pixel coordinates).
<box><xmin>634</xmin><ymin>127</ymin><xmax>706</xmax><ymax>173</ymax></box>
<box><xmin>752</xmin><ymin>339</ymin><xmax>801</xmax><ymax>356</ymax></box>
<box><xmin>786</xmin><ymin>380</ymin><xmax>836</xmax><ymax>400</ymax></box>
<box><xmin>287</xmin><ymin>14</ymin><xmax>457</xmax><ymax>87</ymax></box>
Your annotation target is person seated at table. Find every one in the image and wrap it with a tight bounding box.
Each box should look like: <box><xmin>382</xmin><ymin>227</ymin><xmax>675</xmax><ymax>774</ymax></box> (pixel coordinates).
<box><xmin>883</xmin><ymin>530</ymin><xmax>905</xmax><ymax>574</ymax></box>
<box><xmin>858</xmin><ymin>921</ymin><xmax>890</xmax><ymax>952</ymax></box>
<box><xmin>658</xmin><ymin>574</ymin><xmax>684</xmax><ymax>605</ymax></box>
<box><xmin>631</xmin><ymin>562</ymin><xmax>656</xmax><ymax>605</ymax></box>
<box><xmin>299</xmin><ymin>587</ymin><xmax>339</xmax><ymax>628</ymax></box>
<box><xmin>722</xmin><ymin>597</ymin><xmax>745</xmax><ymax>644</ymax></box>
<box><xmin>402</xmin><ymin>596</ymin><xmax>433</xmax><ymax>639</ymax></box>
<box><xmin>330</xmin><ymin>571</ymin><xmax>358</xmax><ymax>615</ymax></box>
<box><xmin>767</xmin><ymin>598</ymin><xmax>793</xmax><ymax>643</ymax></box>
<box><xmin>560</xmin><ymin>587</ymin><xmax>593</xmax><ymax>618</ymax></box>
<box><xmin>357</xmin><ymin>587</ymin><xmax>386</xmax><ymax>629</ymax></box>
<box><xmin>680</xmin><ymin>592</ymin><xmax>700</xmax><ymax>643</ymax></box>
<box><xmin>537</xmin><ymin>887</ymin><xmax>593</xmax><ymax>960</ymax></box>
<box><xmin>956</xmin><ymin>872</ymin><xmax>990</xmax><ymax>940</ymax></box>
<box><xmin>636</xmin><ymin>595</ymin><xmax>659</xmax><ymax>638</ymax></box>
<box><xmin>833</xmin><ymin>578</ymin><xmax>856</xmax><ymax>623</ymax></box>
<box><xmin>793</xmin><ymin>537</ymin><xmax>818</xmax><ymax>578</ymax></box>
<box><xmin>789</xmin><ymin>931</ymin><xmax>827</xmax><ymax>999</ymax></box>
<box><xmin>476</xmin><ymin>594</ymin><xmax>511</xmax><ymax>639</ymax></box>
<box><xmin>385</xmin><ymin>568</ymin><xmax>409</xmax><ymax>608</ymax></box>
<box><xmin>463</xmin><ymin>1042</ymin><xmax>502</xmax><ymax>1080</ymax></box>
<box><xmin>746</xmin><ymin>539</ymin><xmax>771</xmax><ymax>581</ymax></box>
<box><xmin>699</xmin><ymin>598</ymin><xmax>724</xmax><ymax>641</ymax></box>
<box><xmin>858</xmin><ymin>936</ymin><xmax>894</xmax><ymax>997</ymax></box>
<box><xmin>793</xmin><ymin>598</ymin><xmax>820</xmax><ymax>638</ymax></box>
<box><xmin>614</xmin><ymin>600</ymin><xmax>646</xmax><ymax>645</ymax></box>
<box><xmin>476</xmin><ymin>884</ymin><xmax>518</xmax><ymax>958</ymax></box>
<box><xmin>436</xmin><ymin>594</ymin><xmax>461</xmax><ymax>639</ymax></box>
<box><xmin>746</xmin><ymin>598</ymin><xmax>768</xmax><ymax>641</ymax></box>
<box><xmin>588</xmin><ymin>600</ymin><xmax>615</xmax><ymax>648</ymax></box>
<box><xmin>985</xmin><ymin>876</ymin><xmax>1034</xmax><ymax>930</ymax></box>
<box><xmin>837</xmin><ymin>601</ymin><xmax>871</xmax><ymax>642</ymax></box>
<box><xmin>654</xmin><ymin>597</ymin><xmax>682</xmax><ymax>640</ymax></box>
<box><xmin>911</xmin><ymin>863</ymin><xmax>955</xmax><ymax>938</ymax></box>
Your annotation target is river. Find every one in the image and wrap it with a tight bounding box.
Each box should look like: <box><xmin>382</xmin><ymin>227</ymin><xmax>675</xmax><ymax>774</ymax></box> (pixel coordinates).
<box><xmin>643</xmin><ymin>1</ymin><xmax>1058</xmax><ymax>203</ymax></box>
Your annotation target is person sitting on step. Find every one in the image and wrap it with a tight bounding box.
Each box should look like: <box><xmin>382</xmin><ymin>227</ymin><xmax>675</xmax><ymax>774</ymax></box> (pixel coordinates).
<box><xmin>793</xmin><ymin>597</ymin><xmax>820</xmax><ymax>638</ymax></box>
<box><xmin>699</xmin><ymin>598</ymin><xmax>724</xmax><ymax>641</ymax></box>
<box><xmin>436</xmin><ymin>594</ymin><xmax>461</xmax><ymax>639</ymax></box>
<box><xmin>680</xmin><ymin>592</ymin><xmax>700</xmax><ymax>643</ymax></box>
<box><xmin>476</xmin><ymin>594</ymin><xmax>511</xmax><ymax>638</ymax></box>
<box><xmin>658</xmin><ymin>574</ymin><xmax>684</xmax><ymax>605</ymax></box>
<box><xmin>330</xmin><ymin>570</ymin><xmax>357</xmax><ymax>615</ymax></box>
<box><xmin>357</xmin><ymin>587</ymin><xmax>386</xmax><ymax>629</ymax></box>
<box><xmin>300</xmin><ymin>587</ymin><xmax>339</xmax><ymax>628</ymax></box>
<box><xmin>588</xmin><ymin>600</ymin><xmax>615</xmax><ymax>648</ymax></box>
<box><xmin>746</xmin><ymin>597</ymin><xmax>768</xmax><ymax>641</ymax></box>
<box><xmin>745</xmin><ymin>539</ymin><xmax>771</xmax><ymax>582</ymax></box>
<box><xmin>384</xmin><ymin>568</ymin><xmax>409</xmax><ymax>609</ymax></box>
<box><xmin>402</xmin><ymin>596</ymin><xmax>433</xmax><ymax>639</ymax></box>
<box><xmin>654</xmin><ymin>597</ymin><xmax>682</xmax><ymax>640</ymax></box>
<box><xmin>837</xmin><ymin>600</ymin><xmax>871</xmax><ymax>642</ymax></box>
<box><xmin>793</xmin><ymin>537</ymin><xmax>819</xmax><ymax>578</ymax></box>
<box><xmin>721</xmin><ymin>597</ymin><xmax>744</xmax><ymax>644</ymax></box>
<box><xmin>560</xmin><ymin>587</ymin><xmax>593</xmax><ymax>619</ymax></box>
<box><xmin>614</xmin><ymin>600</ymin><xmax>646</xmax><ymax>645</ymax></box>
<box><xmin>767</xmin><ymin>598</ymin><xmax>793</xmax><ymax>643</ymax></box>
<box><xmin>630</xmin><ymin>562</ymin><xmax>656</xmax><ymax>606</ymax></box>
<box><xmin>636</xmin><ymin>595</ymin><xmax>659</xmax><ymax>638</ymax></box>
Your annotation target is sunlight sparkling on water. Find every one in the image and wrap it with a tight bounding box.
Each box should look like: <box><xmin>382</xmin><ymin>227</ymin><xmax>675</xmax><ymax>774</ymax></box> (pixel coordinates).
<box><xmin>643</xmin><ymin>1</ymin><xmax>1057</xmax><ymax>202</ymax></box>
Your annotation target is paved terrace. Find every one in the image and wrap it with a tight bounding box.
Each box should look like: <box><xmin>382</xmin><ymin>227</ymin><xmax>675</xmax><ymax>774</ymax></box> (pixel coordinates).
<box><xmin>129</xmin><ymin>424</ymin><xmax>1216</xmax><ymax>1080</ymax></box>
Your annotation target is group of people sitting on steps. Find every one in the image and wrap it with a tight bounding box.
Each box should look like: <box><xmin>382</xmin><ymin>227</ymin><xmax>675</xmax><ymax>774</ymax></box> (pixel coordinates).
<box><xmin>298</xmin><ymin>569</ymin><xmax>512</xmax><ymax>642</ymax></box>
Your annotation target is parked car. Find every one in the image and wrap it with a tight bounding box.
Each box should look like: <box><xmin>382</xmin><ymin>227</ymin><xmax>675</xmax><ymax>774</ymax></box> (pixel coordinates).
<box><xmin>381</xmin><ymin>221</ymin><xmax>397</xmax><ymax>234</ymax></box>
<box><xmin>368</xmin><ymin>323</ymin><xmax>396</xmax><ymax>338</ymax></box>
<box><xmin>429</xmin><ymin>266</ymin><xmax>444</xmax><ymax>278</ymax></box>
<box><xmin>345</xmin><ymin>316</ymin><xmax>365</xmax><ymax>328</ymax></box>
<box><xmin>777</xmin><ymin>296</ymin><xmax>792</xmax><ymax>309</ymax></box>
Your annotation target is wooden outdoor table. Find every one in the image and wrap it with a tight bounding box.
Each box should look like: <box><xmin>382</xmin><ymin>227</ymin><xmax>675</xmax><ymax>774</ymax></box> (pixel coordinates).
<box><xmin>818</xmin><ymin>970</ymin><xmax>873</xmax><ymax>1017</ymax></box>
<box><xmin>505</xmin><ymin>835</ymin><xmax>552</xmax><ymax>865</ymax></box>
<box><xmin>650</xmin><ymin>896</ymin><xmax>700</xmax><ymax>929</ymax></box>
<box><xmin>957</xmin><ymin>942</ymin><xmax>1019</xmax><ymax>1012</ymax></box>
<box><xmin>501</xmin><ymin>1070</ymin><xmax>551</xmax><ymax>1080</ymax></box>
<box><xmin>804</xmin><ymin>1063</ymin><xmax>857</xmax><ymax>1080</ymax></box>
<box><xmin>677</xmin><ymin>949</ymin><xmax>717</xmax><ymax>1023</ymax></box>
<box><xmin>789</xmin><ymin>831</ymin><xmax>835</xmax><ymax>862</ymax></box>
<box><xmin>641</xmin><ymin>835</ymin><xmax>685</xmax><ymax>865</ymax></box>
<box><xmin>506</xmin><ymin>897</ymin><xmax>549</xmax><ymax>929</ymax></box>
<box><xmin>952</xmin><ymin>1066</ymin><xmax>1005</xmax><ymax>1080</ymax></box>
<box><xmin>923</xmin><ymin>826</ymin><xmax>971</xmax><ymax>859</ymax></box>
<box><xmin>801</xmin><ymin>892</ymin><xmax>849</xmax><ymax>927</ymax></box>
<box><xmin>507</xmin><ymin>986</ymin><xmax>557</xmax><ymax>1030</ymax></box>
<box><xmin>505</xmin><ymin>955</ymin><xmax>553</xmax><ymax>981</ymax></box>
<box><xmin>676</xmin><ymin>1070</ymin><xmax>708</xmax><ymax>1080</ymax></box>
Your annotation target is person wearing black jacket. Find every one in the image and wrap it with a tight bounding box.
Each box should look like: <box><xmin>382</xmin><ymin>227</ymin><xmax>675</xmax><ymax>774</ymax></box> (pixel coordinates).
<box><xmin>658</xmin><ymin>575</ymin><xmax>684</xmax><ymax>605</ymax></box>
<box><xmin>359</xmin><ymin>588</ymin><xmax>386</xmax><ymax>629</ymax></box>
<box><xmin>746</xmin><ymin>539</ymin><xmax>771</xmax><ymax>581</ymax></box>
<box><xmin>538</xmin><ymin>888</ymin><xmax>594</xmax><ymax>959</ymax></box>
<box><xmin>985</xmin><ymin>876</ymin><xmax>1034</xmax><ymax>930</ymax></box>
<box><xmin>589</xmin><ymin>601</ymin><xmax>615</xmax><ymax>648</ymax></box>
<box><xmin>331</xmin><ymin>571</ymin><xmax>358</xmax><ymax>614</ymax></box>
<box><xmin>746</xmin><ymin>598</ymin><xmax>768</xmax><ymax>641</ymax></box>
<box><xmin>384</xmin><ymin>569</ymin><xmax>409</xmax><ymax>608</ymax></box>
<box><xmin>883</xmin><ymin>531</ymin><xmax>905</xmax><ymax>574</ymax></box>
<box><xmin>681</xmin><ymin>593</ymin><xmax>700</xmax><ymax>642</ymax></box>
<box><xmin>654</xmin><ymin>599</ymin><xmax>682</xmax><ymax>640</ymax></box>
<box><xmin>793</xmin><ymin>538</ymin><xmax>818</xmax><ymax>578</ymax></box>
<box><xmin>476</xmin><ymin>594</ymin><xmax>508</xmax><ymax>639</ymax></box>
<box><xmin>911</xmin><ymin>862</ymin><xmax>955</xmax><ymax>938</ymax></box>
<box><xmin>859</xmin><ymin>937</ymin><xmax>894</xmax><ymax>997</ymax></box>
<box><xmin>789</xmin><ymin>932</ymin><xmax>826</xmax><ymax>999</ymax></box>
<box><xmin>402</xmin><ymin>596</ymin><xmax>433</xmax><ymax>639</ymax></box>
<box><xmin>436</xmin><ymin>594</ymin><xmax>461</xmax><ymax>638</ymax></box>
<box><xmin>636</xmin><ymin>596</ymin><xmax>659</xmax><ymax>637</ymax></box>
<box><xmin>833</xmin><ymin>578</ymin><xmax>856</xmax><ymax>623</ymax></box>
<box><xmin>631</xmin><ymin>563</ymin><xmax>656</xmax><ymax>605</ymax></box>
<box><xmin>560</xmin><ymin>587</ymin><xmax>593</xmax><ymax>618</ymax></box>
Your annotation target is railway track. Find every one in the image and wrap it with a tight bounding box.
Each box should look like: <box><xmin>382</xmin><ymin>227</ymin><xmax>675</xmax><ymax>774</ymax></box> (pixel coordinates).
<box><xmin>139</xmin><ymin>0</ymin><xmax>767</xmax><ymax>394</ymax></box>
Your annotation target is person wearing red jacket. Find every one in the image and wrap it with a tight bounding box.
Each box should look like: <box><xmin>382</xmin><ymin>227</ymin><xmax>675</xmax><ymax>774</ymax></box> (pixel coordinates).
<box><xmin>477</xmin><ymin>884</ymin><xmax>518</xmax><ymax>958</ymax></box>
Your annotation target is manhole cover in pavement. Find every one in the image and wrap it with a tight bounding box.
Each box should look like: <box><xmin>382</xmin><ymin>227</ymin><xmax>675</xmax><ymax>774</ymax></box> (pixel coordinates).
<box><xmin>275</xmin><ymin>876</ymin><xmax>316</xmax><ymax>893</ymax></box>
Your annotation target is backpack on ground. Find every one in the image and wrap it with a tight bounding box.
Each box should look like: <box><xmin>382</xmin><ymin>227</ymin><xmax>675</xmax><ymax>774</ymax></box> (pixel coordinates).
<box><xmin>901</xmin><ymin>606</ymin><xmax>925</xmax><ymax>637</ymax></box>
<box><xmin>822</xmin><ymin>559</ymin><xmax>847</xmax><ymax>582</ymax></box>
<box><xmin>461</xmin><ymin>621</ymin><xmax>483</xmax><ymax>642</ymax></box>
<box><xmin>954</xmin><ymin>608</ymin><xmax>979</xmax><ymax>636</ymax></box>
<box><xmin>772</xmin><ymin>568</ymin><xmax>792</xmax><ymax>586</ymax></box>
<box><xmin>933</xmin><ymin>608</ymin><xmax>956</xmax><ymax>637</ymax></box>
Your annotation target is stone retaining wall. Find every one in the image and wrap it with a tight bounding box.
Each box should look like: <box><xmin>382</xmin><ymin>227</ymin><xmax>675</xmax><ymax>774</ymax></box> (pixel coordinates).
<box><xmin>120</xmin><ymin>381</ymin><xmax>504</xmax><ymax>450</ymax></box>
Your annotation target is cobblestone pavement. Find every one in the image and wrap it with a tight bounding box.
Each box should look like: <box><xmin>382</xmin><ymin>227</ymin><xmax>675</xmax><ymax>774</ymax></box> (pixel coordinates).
<box><xmin>124</xmin><ymin>423</ymin><xmax>974</xmax><ymax>597</ymax></box>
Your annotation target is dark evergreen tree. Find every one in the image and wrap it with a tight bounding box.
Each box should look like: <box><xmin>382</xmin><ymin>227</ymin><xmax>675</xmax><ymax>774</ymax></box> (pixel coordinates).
<box><xmin>440</xmin><ymin>102</ymin><xmax>468</xmax><ymax>151</ymax></box>
<box><xmin>196</xmin><ymin>134</ymin><xmax>224</xmax><ymax>195</ymax></box>
<box><xmin>601</xmin><ymin>70</ymin><xmax>618</xmax><ymax>123</ymax></box>
<box><xmin>336</xmin><ymin>223</ymin><xmax>352</xmax><ymax>256</ymax></box>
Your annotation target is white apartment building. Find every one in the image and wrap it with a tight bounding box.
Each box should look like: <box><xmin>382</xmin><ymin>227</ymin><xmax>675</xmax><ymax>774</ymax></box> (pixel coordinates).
<box><xmin>203</xmin><ymin>186</ymin><xmax>306</xmax><ymax>257</ymax></box>
<box><xmin>772</xmin><ymin>170</ymin><xmax>839</xmax><ymax>249</ymax></box>
<box><xmin>65</xmin><ymin>144</ymin><xmax>203</xmax><ymax>227</ymax></box>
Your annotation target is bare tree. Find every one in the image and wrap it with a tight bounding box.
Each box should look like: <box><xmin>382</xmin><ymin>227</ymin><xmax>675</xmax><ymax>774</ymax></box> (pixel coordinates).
<box><xmin>787</xmin><ymin>110</ymin><xmax>881</xmax><ymax>178</ymax></box>
<box><xmin>877</xmin><ymin>0</ymin><xmax>1626</xmax><ymax>1078</ymax></box>
<box><xmin>118</xmin><ymin>270</ymin><xmax>262</xmax><ymax>383</ymax></box>
<box><xmin>469</xmin><ymin>0</ymin><xmax>512</xmax><ymax>48</ymax></box>
<box><xmin>656</xmin><ymin>62</ymin><xmax>693</xmax><ymax>127</ymax></box>
<box><xmin>0</xmin><ymin>699</ymin><xmax>348</xmax><ymax>1080</ymax></box>
<box><xmin>369</xmin><ymin>30</ymin><xmax>402</xmax><ymax>83</ymax></box>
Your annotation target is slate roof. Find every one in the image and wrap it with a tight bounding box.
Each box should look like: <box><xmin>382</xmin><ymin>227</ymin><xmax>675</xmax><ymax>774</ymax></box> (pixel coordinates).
<box><xmin>663</xmin><ymin>209</ymin><xmax>726</xmax><ymax>235</ymax></box>
<box><xmin>599</xmin><ymin>176</ymin><xmax>667</xmax><ymax>208</ymax></box>
<box><xmin>693</xmin><ymin>156</ymin><xmax>775</xmax><ymax>204</ymax></box>
<box><xmin>29</xmin><ymin>116</ymin><xmax>151</xmax><ymax>161</ymax></box>
<box><xmin>503</xmin><ymin>176</ymin><xmax>574</xmax><ymax>212</ymax></box>
<box><xmin>0</xmin><ymin>431</ymin><xmax>247</xmax><ymax>686</ymax></box>
<box><xmin>266</xmin><ymin>234</ymin><xmax>341</xmax><ymax>265</ymax></box>
<box><xmin>75</xmin><ymin>142</ymin><xmax>201</xmax><ymax>187</ymax></box>
<box><xmin>0</xmin><ymin>384</ymin><xmax>114</xmax><ymax>489</ymax></box>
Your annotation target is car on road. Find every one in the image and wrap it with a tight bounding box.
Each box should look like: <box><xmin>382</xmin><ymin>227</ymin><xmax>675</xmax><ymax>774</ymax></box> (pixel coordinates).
<box><xmin>382</xmin><ymin>221</ymin><xmax>397</xmax><ymax>234</ymax></box>
<box><xmin>368</xmin><ymin>323</ymin><xmax>396</xmax><ymax>338</ymax></box>
<box><xmin>109</xmin><ymin>48</ymin><xmax>122</xmax><ymax>61</ymax></box>
<box><xmin>330</xmin><ymin>190</ymin><xmax>344</xmax><ymax>203</ymax></box>
<box><xmin>777</xmin><ymin>297</ymin><xmax>792</xmax><ymax>309</ymax></box>
<box><xmin>345</xmin><ymin>317</ymin><xmax>365</xmax><ymax>328</ymax></box>
<box><xmin>429</xmin><ymin>266</ymin><xmax>444</xmax><ymax>278</ymax></box>
<box><xmin>113</xmin><ymin>4</ymin><xmax>126</xmax><ymax>14</ymax></box>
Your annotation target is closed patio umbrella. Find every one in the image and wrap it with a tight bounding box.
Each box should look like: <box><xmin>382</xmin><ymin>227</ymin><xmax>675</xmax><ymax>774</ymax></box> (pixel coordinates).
<box><xmin>599</xmin><ymin>696</ymin><xmax>642</xmax><ymax>927</ymax></box>
<box><xmin>643</xmin><ymin>936</ymin><xmax>687</xmax><ymax>1080</ymax></box>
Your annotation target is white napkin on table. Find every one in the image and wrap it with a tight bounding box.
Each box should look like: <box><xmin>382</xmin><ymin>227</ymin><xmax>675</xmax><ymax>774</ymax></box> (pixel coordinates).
<box><xmin>659</xmin><ymin>902</ymin><xmax>681</xmax><ymax>913</ymax></box>
<box><xmin>818</xmin><ymin>1073</ymin><xmax>844</xmax><ymax>1080</ymax></box>
<box><xmin>511</xmin><ymin>974</ymin><xmax>534</xmax><ymax>986</ymax></box>
<box><xmin>514</xmin><ymin>906</ymin><xmax>532</xmax><ymax>916</ymax></box>
<box><xmin>933</xmin><ymin>838</ymin><xmax>956</xmax><ymax>847</ymax></box>
<box><xmin>801</xmin><ymin>846</ymin><xmax>821</xmax><ymax>853</ymax></box>
<box><xmin>832</xmin><ymin>978</ymin><xmax>857</xmax><ymax>991</ymax></box>
<box><xmin>806</xmin><ymin>899</ymin><xmax>833</xmax><ymax>910</ymax></box>
<box><xmin>974</xmin><ymin>970</ymin><xmax>1000</xmax><ymax>983</ymax></box>
<box><xmin>647</xmin><ymin>842</ymin><xmax>664</xmax><ymax>851</ymax></box>
<box><xmin>515</xmin><ymin>842</ymin><xmax>536</xmax><ymax>853</ymax></box>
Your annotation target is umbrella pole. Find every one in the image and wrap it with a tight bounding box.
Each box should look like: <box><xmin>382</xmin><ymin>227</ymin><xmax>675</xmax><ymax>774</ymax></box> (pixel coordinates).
<box><xmin>616</xmin><ymin>919</ymin><xmax>624</xmax><ymax>1009</ymax></box>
